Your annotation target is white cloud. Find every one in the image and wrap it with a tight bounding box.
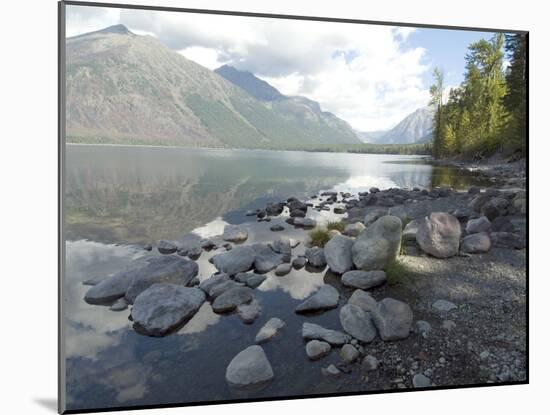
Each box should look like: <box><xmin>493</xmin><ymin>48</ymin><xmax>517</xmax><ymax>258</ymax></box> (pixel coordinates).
<box><xmin>66</xmin><ymin>5</ymin><xmax>433</xmax><ymax>131</ymax></box>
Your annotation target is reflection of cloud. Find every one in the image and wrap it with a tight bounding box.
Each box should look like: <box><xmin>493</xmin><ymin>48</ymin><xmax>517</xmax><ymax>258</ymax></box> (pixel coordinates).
<box><xmin>192</xmin><ymin>217</ymin><xmax>228</xmax><ymax>239</ymax></box>
<box><xmin>258</xmin><ymin>272</ymin><xmax>325</xmax><ymax>300</ymax></box>
<box><xmin>332</xmin><ymin>175</ymin><xmax>396</xmax><ymax>193</ymax></box>
<box><xmin>107</xmin><ymin>363</ymin><xmax>152</xmax><ymax>403</ymax></box>
<box><xmin>178</xmin><ymin>302</ymin><xmax>220</xmax><ymax>335</ymax></box>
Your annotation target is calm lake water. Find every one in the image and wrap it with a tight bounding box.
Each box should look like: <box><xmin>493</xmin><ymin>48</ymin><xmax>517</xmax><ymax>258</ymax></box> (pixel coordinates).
<box><xmin>63</xmin><ymin>145</ymin><xmax>494</xmax><ymax>411</ymax></box>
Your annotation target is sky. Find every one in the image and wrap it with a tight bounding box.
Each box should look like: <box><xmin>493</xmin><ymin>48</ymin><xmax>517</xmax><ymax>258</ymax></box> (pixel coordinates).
<box><xmin>66</xmin><ymin>4</ymin><xmax>499</xmax><ymax>132</ymax></box>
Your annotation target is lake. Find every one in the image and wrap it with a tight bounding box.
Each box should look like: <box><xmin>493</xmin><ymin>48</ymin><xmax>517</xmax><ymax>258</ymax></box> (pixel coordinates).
<box><xmin>63</xmin><ymin>145</ymin><xmax>494</xmax><ymax>411</ymax></box>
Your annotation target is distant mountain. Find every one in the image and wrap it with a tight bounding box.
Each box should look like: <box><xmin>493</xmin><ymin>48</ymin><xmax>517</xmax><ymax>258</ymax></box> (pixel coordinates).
<box><xmin>214</xmin><ymin>65</ymin><xmax>360</xmax><ymax>145</ymax></box>
<box><xmin>355</xmin><ymin>130</ymin><xmax>388</xmax><ymax>143</ymax></box>
<box><xmin>379</xmin><ymin>107</ymin><xmax>434</xmax><ymax>144</ymax></box>
<box><xmin>66</xmin><ymin>26</ymin><xmax>361</xmax><ymax>148</ymax></box>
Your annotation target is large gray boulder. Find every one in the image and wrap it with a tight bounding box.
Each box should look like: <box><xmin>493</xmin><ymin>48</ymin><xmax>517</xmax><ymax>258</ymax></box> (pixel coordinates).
<box><xmin>339</xmin><ymin>304</ymin><xmax>377</xmax><ymax>343</ymax></box>
<box><xmin>324</xmin><ymin>235</ymin><xmax>354</xmax><ymax>274</ymax></box>
<box><xmin>305</xmin><ymin>247</ymin><xmax>327</xmax><ymax>268</ymax></box>
<box><xmin>371</xmin><ymin>298</ymin><xmax>413</xmax><ymax>341</ymax></box>
<box><xmin>348</xmin><ymin>289</ymin><xmax>377</xmax><ymax>312</ymax></box>
<box><xmin>461</xmin><ymin>233</ymin><xmax>492</xmax><ymax>253</ymax></box>
<box><xmin>222</xmin><ymin>225</ymin><xmax>248</xmax><ymax>242</ymax></box>
<box><xmin>343</xmin><ymin>222</ymin><xmax>365</xmax><ymax>237</ymax></box>
<box><xmin>342</xmin><ymin>270</ymin><xmax>386</xmax><ymax>290</ymax></box>
<box><xmin>352</xmin><ymin>216</ymin><xmax>402</xmax><ymax>271</ymax></box>
<box><xmin>253</xmin><ymin>244</ymin><xmax>284</xmax><ymax>273</ymax></box>
<box><xmin>364</xmin><ymin>209</ymin><xmax>386</xmax><ymax>227</ymax></box>
<box><xmin>225</xmin><ymin>345</ymin><xmax>274</xmax><ymax>387</ymax></box>
<box><xmin>212</xmin><ymin>286</ymin><xmax>253</xmax><ymax>313</ymax></box>
<box><xmin>302</xmin><ymin>322</ymin><xmax>350</xmax><ymax>346</ymax></box>
<box><xmin>131</xmin><ymin>284</ymin><xmax>205</xmax><ymax>336</ymax></box>
<box><xmin>125</xmin><ymin>256</ymin><xmax>199</xmax><ymax>303</ymax></box>
<box><xmin>84</xmin><ymin>271</ymin><xmax>132</xmax><ymax>305</ymax></box>
<box><xmin>295</xmin><ymin>285</ymin><xmax>339</xmax><ymax>313</ymax></box>
<box><xmin>211</xmin><ymin>246</ymin><xmax>256</xmax><ymax>275</ymax></box>
<box><xmin>416</xmin><ymin>212</ymin><xmax>461</xmax><ymax>258</ymax></box>
<box><xmin>305</xmin><ymin>340</ymin><xmax>331</xmax><ymax>360</ymax></box>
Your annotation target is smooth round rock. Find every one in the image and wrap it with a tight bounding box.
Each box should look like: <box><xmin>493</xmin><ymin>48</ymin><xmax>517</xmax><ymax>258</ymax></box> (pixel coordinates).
<box><xmin>225</xmin><ymin>345</ymin><xmax>274</xmax><ymax>387</ymax></box>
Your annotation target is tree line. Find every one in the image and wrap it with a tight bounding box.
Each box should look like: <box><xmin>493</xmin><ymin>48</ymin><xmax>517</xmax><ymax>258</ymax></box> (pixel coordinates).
<box><xmin>430</xmin><ymin>33</ymin><xmax>527</xmax><ymax>159</ymax></box>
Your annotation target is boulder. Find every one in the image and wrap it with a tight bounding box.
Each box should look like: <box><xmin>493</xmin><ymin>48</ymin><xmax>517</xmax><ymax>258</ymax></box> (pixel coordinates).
<box><xmin>84</xmin><ymin>271</ymin><xmax>132</xmax><ymax>305</ymax></box>
<box><xmin>295</xmin><ymin>285</ymin><xmax>339</xmax><ymax>313</ymax></box>
<box><xmin>212</xmin><ymin>286</ymin><xmax>253</xmax><ymax>313</ymax></box>
<box><xmin>235</xmin><ymin>272</ymin><xmax>267</xmax><ymax>289</ymax></box>
<box><xmin>481</xmin><ymin>197</ymin><xmax>510</xmax><ymax>220</ymax></box>
<box><xmin>491</xmin><ymin>217</ymin><xmax>516</xmax><ymax>233</ymax></box>
<box><xmin>364</xmin><ymin>209</ymin><xmax>386</xmax><ymax>227</ymax></box>
<box><xmin>342</xmin><ymin>270</ymin><xmax>386</xmax><ymax>290</ymax></box>
<box><xmin>294</xmin><ymin>217</ymin><xmax>316</xmax><ymax>228</ymax></box>
<box><xmin>237</xmin><ymin>299</ymin><xmax>261</xmax><ymax>324</ymax></box>
<box><xmin>157</xmin><ymin>240</ymin><xmax>178</xmax><ymax>254</ymax></box>
<box><xmin>490</xmin><ymin>232</ymin><xmax>526</xmax><ymax>249</ymax></box>
<box><xmin>371</xmin><ymin>298</ymin><xmax>413</xmax><ymax>341</ymax></box>
<box><xmin>292</xmin><ymin>256</ymin><xmax>307</xmax><ymax>269</ymax></box>
<box><xmin>416</xmin><ymin>212</ymin><xmax>461</xmax><ymax>258</ymax></box>
<box><xmin>339</xmin><ymin>304</ymin><xmax>377</xmax><ymax>343</ymax></box>
<box><xmin>199</xmin><ymin>273</ymin><xmax>230</xmax><ymax>294</ymax></box>
<box><xmin>270</xmin><ymin>224</ymin><xmax>285</xmax><ymax>232</ymax></box>
<box><xmin>352</xmin><ymin>216</ymin><xmax>402</xmax><ymax>271</ymax></box>
<box><xmin>343</xmin><ymin>222</ymin><xmax>365</xmax><ymax>237</ymax></box>
<box><xmin>362</xmin><ymin>355</ymin><xmax>379</xmax><ymax>370</ymax></box>
<box><xmin>305</xmin><ymin>340</ymin><xmax>331</xmax><ymax>360</ymax></box>
<box><xmin>461</xmin><ymin>233</ymin><xmax>492</xmax><ymax>253</ymax></box>
<box><xmin>125</xmin><ymin>256</ymin><xmax>199</xmax><ymax>303</ymax></box>
<box><xmin>255</xmin><ymin>317</ymin><xmax>285</xmax><ymax>344</ymax></box>
<box><xmin>211</xmin><ymin>246</ymin><xmax>256</xmax><ymax>275</ymax></box>
<box><xmin>225</xmin><ymin>345</ymin><xmax>274</xmax><ymax>387</ymax></box>
<box><xmin>131</xmin><ymin>284</ymin><xmax>205</xmax><ymax>336</ymax></box>
<box><xmin>302</xmin><ymin>322</ymin><xmax>350</xmax><ymax>346</ymax></box>
<box><xmin>340</xmin><ymin>344</ymin><xmax>360</xmax><ymax>363</ymax></box>
<box><xmin>270</xmin><ymin>238</ymin><xmax>292</xmax><ymax>255</ymax></box>
<box><xmin>175</xmin><ymin>233</ymin><xmax>202</xmax><ymax>258</ymax></box>
<box><xmin>208</xmin><ymin>280</ymin><xmax>244</xmax><ymax>299</ymax></box>
<box><xmin>222</xmin><ymin>225</ymin><xmax>248</xmax><ymax>242</ymax></box>
<box><xmin>466</xmin><ymin>216</ymin><xmax>491</xmax><ymax>234</ymax></box>
<box><xmin>305</xmin><ymin>247</ymin><xmax>327</xmax><ymax>268</ymax></box>
<box><xmin>348</xmin><ymin>289</ymin><xmax>377</xmax><ymax>312</ymax></box>
<box><xmin>253</xmin><ymin>244</ymin><xmax>284</xmax><ymax>273</ymax></box>
<box><xmin>324</xmin><ymin>235</ymin><xmax>354</xmax><ymax>274</ymax></box>
<box><xmin>468</xmin><ymin>194</ymin><xmax>491</xmax><ymax>212</ymax></box>
<box><xmin>275</xmin><ymin>263</ymin><xmax>292</xmax><ymax>276</ymax></box>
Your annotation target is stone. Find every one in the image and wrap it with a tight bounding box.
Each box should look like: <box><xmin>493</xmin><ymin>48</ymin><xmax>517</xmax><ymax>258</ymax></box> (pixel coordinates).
<box><xmin>200</xmin><ymin>239</ymin><xmax>217</xmax><ymax>250</ymax></box>
<box><xmin>253</xmin><ymin>244</ymin><xmax>284</xmax><ymax>273</ymax></box>
<box><xmin>275</xmin><ymin>263</ymin><xmax>292</xmax><ymax>276</ymax></box>
<box><xmin>322</xmin><ymin>364</ymin><xmax>341</xmax><ymax>377</ymax></box>
<box><xmin>363</xmin><ymin>209</ymin><xmax>386</xmax><ymax>226</ymax></box>
<box><xmin>270</xmin><ymin>238</ymin><xmax>292</xmax><ymax>255</ymax></box>
<box><xmin>295</xmin><ymin>285</ymin><xmax>339</xmax><ymax>313</ymax></box>
<box><xmin>225</xmin><ymin>345</ymin><xmax>274</xmax><ymax>387</ymax></box>
<box><xmin>199</xmin><ymin>273</ymin><xmax>230</xmax><ymax>294</ymax></box>
<box><xmin>371</xmin><ymin>298</ymin><xmax>413</xmax><ymax>341</ymax></box>
<box><xmin>125</xmin><ymin>256</ymin><xmax>199</xmax><ymax>303</ymax></box>
<box><xmin>352</xmin><ymin>216</ymin><xmax>402</xmax><ymax>271</ymax></box>
<box><xmin>270</xmin><ymin>224</ymin><xmax>285</xmax><ymax>232</ymax></box>
<box><xmin>302</xmin><ymin>322</ymin><xmax>350</xmax><ymax>346</ymax></box>
<box><xmin>490</xmin><ymin>232</ymin><xmax>526</xmax><ymax>249</ymax></box>
<box><xmin>222</xmin><ymin>225</ymin><xmax>248</xmax><ymax>242</ymax></box>
<box><xmin>334</xmin><ymin>206</ymin><xmax>347</xmax><ymax>214</ymax></box>
<box><xmin>305</xmin><ymin>340</ymin><xmax>331</xmax><ymax>360</ymax></box>
<box><xmin>461</xmin><ymin>233</ymin><xmax>492</xmax><ymax>253</ymax></box>
<box><xmin>175</xmin><ymin>233</ymin><xmax>202</xmax><ymax>258</ymax></box>
<box><xmin>362</xmin><ymin>355</ymin><xmax>379</xmax><ymax>370</ymax></box>
<box><xmin>324</xmin><ymin>234</ymin><xmax>354</xmax><ymax>274</ymax></box>
<box><xmin>348</xmin><ymin>289</ymin><xmax>377</xmax><ymax>312</ymax></box>
<box><xmin>266</xmin><ymin>202</ymin><xmax>285</xmax><ymax>216</ymax></box>
<box><xmin>208</xmin><ymin>280</ymin><xmax>244</xmax><ymax>299</ymax></box>
<box><xmin>370</xmin><ymin>187</ymin><xmax>380</xmax><ymax>193</ymax></box>
<box><xmin>294</xmin><ymin>217</ymin><xmax>316</xmax><ymax>228</ymax></box>
<box><xmin>292</xmin><ymin>256</ymin><xmax>307</xmax><ymax>269</ymax></box>
<box><xmin>84</xmin><ymin>270</ymin><xmax>133</xmax><ymax>305</ymax></box>
<box><xmin>237</xmin><ymin>299</ymin><xmax>261</xmax><ymax>324</ymax></box>
<box><xmin>491</xmin><ymin>217</ymin><xmax>516</xmax><ymax>233</ymax></box>
<box><xmin>416</xmin><ymin>212</ymin><xmax>461</xmax><ymax>258</ymax></box>
<box><xmin>109</xmin><ymin>297</ymin><xmax>128</xmax><ymax>312</ymax></box>
<box><xmin>290</xmin><ymin>209</ymin><xmax>306</xmax><ymax>218</ymax></box>
<box><xmin>131</xmin><ymin>284</ymin><xmax>205</xmax><ymax>336</ymax></box>
<box><xmin>339</xmin><ymin>304</ymin><xmax>377</xmax><ymax>343</ymax></box>
<box><xmin>481</xmin><ymin>197</ymin><xmax>510</xmax><ymax>220</ymax></box>
<box><xmin>343</xmin><ymin>222</ymin><xmax>365</xmax><ymax>237</ymax></box>
<box><xmin>402</xmin><ymin>219</ymin><xmax>420</xmax><ymax>243</ymax></box>
<box><xmin>157</xmin><ymin>240</ymin><xmax>178</xmax><ymax>254</ymax></box>
<box><xmin>416</xmin><ymin>320</ymin><xmax>432</xmax><ymax>336</ymax></box>
<box><xmin>342</xmin><ymin>270</ymin><xmax>386</xmax><ymax>290</ymax></box>
<box><xmin>235</xmin><ymin>272</ymin><xmax>267</xmax><ymax>289</ymax></box>
<box><xmin>212</xmin><ymin>286</ymin><xmax>253</xmax><ymax>313</ymax></box>
<box><xmin>255</xmin><ymin>317</ymin><xmax>285</xmax><ymax>344</ymax></box>
<box><xmin>412</xmin><ymin>373</ymin><xmax>432</xmax><ymax>388</ymax></box>
<box><xmin>211</xmin><ymin>246</ymin><xmax>256</xmax><ymax>276</ymax></box>
<box><xmin>466</xmin><ymin>216</ymin><xmax>492</xmax><ymax>234</ymax></box>
<box><xmin>513</xmin><ymin>197</ymin><xmax>526</xmax><ymax>215</ymax></box>
<box><xmin>432</xmin><ymin>299</ymin><xmax>457</xmax><ymax>312</ymax></box>
<box><xmin>340</xmin><ymin>344</ymin><xmax>360</xmax><ymax>363</ymax></box>
<box><xmin>305</xmin><ymin>247</ymin><xmax>327</xmax><ymax>268</ymax></box>
<box><xmin>469</xmin><ymin>194</ymin><xmax>491</xmax><ymax>212</ymax></box>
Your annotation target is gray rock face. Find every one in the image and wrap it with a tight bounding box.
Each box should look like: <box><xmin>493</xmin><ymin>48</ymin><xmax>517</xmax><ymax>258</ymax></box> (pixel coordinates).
<box><xmin>348</xmin><ymin>289</ymin><xmax>377</xmax><ymax>312</ymax></box>
<box><xmin>340</xmin><ymin>344</ymin><xmax>360</xmax><ymax>363</ymax></box>
<box><xmin>344</xmin><ymin>222</ymin><xmax>365</xmax><ymax>237</ymax></box>
<box><xmin>402</xmin><ymin>219</ymin><xmax>420</xmax><ymax>243</ymax></box>
<box><xmin>255</xmin><ymin>317</ymin><xmax>285</xmax><ymax>344</ymax></box>
<box><xmin>125</xmin><ymin>256</ymin><xmax>199</xmax><ymax>303</ymax></box>
<box><xmin>222</xmin><ymin>225</ymin><xmax>248</xmax><ymax>242</ymax></box>
<box><xmin>292</xmin><ymin>256</ymin><xmax>307</xmax><ymax>269</ymax></box>
<box><xmin>324</xmin><ymin>235</ymin><xmax>354</xmax><ymax>274</ymax></box>
<box><xmin>157</xmin><ymin>240</ymin><xmax>178</xmax><ymax>254</ymax></box>
<box><xmin>461</xmin><ymin>233</ymin><xmax>492</xmax><ymax>253</ymax></box>
<box><xmin>432</xmin><ymin>299</ymin><xmax>457</xmax><ymax>312</ymax></box>
<box><xmin>302</xmin><ymin>322</ymin><xmax>350</xmax><ymax>346</ymax></box>
<box><xmin>466</xmin><ymin>216</ymin><xmax>491</xmax><ymax>234</ymax></box>
<box><xmin>364</xmin><ymin>209</ymin><xmax>386</xmax><ymax>226</ymax></box>
<box><xmin>305</xmin><ymin>340</ymin><xmax>331</xmax><ymax>360</ymax></box>
<box><xmin>342</xmin><ymin>270</ymin><xmax>386</xmax><ymax>290</ymax></box>
<box><xmin>416</xmin><ymin>212</ymin><xmax>461</xmax><ymax>258</ymax></box>
<box><xmin>225</xmin><ymin>345</ymin><xmax>274</xmax><ymax>387</ymax></box>
<box><xmin>339</xmin><ymin>304</ymin><xmax>377</xmax><ymax>343</ymax></box>
<box><xmin>275</xmin><ymin>263</ymin><xmax>292</xmax><ymax>276</ymax></box>
<box><xmin>84</xmin><ymin>271</ymin><xmax>132</xmax><ymax>305</ymax></box>
<box><xmin>412</xmin><ymin>373</ymin><xmax>432</xmax><ymax>388</ymax></box>
<box><xmin>131</xmin><ymin>284</ymin><xmax>205</xmax><ymax>336</ymax></box>
<box><xmin>352</xmin><ymin>216</ymin><xmax>402</xmax><ymax>271</ymax></box>
<box><xmin>212</xmin><ymin>286</ymin><xmax>253</xmax><ymax>313</ymax></box>
<box><xmin>295</xmin><ymin>285</ymin><xmax>339</xmax><ymax>313</ymax></box>
<box><xmin>211</xmin><ymin>246</ymin><xmax>256</xmax><ymax>275</ymax></box>
<box><xmin>237</xmin><ymin>299</ymin><xmax>261</xmax><ymax>324</ymax></box>
<box><xmin>305</xmin><ymin>247</ymin><xmax>327</xmax><ymax>268</ymax></box>
<box><xmin>371</xmin><ymin>298</ymin><xmax>413</xmax><ymax>341</ymax></box>
<box><xmin>253</xmin><ymin>244</ymin><xmax>284</xmax><ymax>273</ymax></box>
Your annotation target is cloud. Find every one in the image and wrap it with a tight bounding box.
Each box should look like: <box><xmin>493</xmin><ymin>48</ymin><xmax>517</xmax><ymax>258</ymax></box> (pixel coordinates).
<box><xmin>66</xmin><ymin>5</ymin><xmax>433</xmax><ymax>131</ymax></box>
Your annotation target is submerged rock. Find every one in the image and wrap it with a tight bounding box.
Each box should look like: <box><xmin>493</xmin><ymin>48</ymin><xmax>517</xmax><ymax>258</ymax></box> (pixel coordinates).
<box><xmin>339</xmin><ymin>304</ymin><xmax>377</xmax><ymax>343</ymax></box>
<box><xmin>211</xmin><ymin>246</ymin><xmax>256</xmax><ymax>275</ymax></box>
<box><xmin>342</xmin><ymin>270</ymin><xmax>386</xmax><ymax>290</ymax></box>
<box><xmin>225</xmin><ymin>345</ymin><xmax>274</xmax><ymax>387</ymax></box>
<box><xmin>295</xmin><ymin>285</ymin><xmax>339</xmax><ymax>313</ymax></box>
<box><xmin>352</xmin><ymin>216</ymin><xmax>402</xmax><ymax>271</ymax></box>
<box><xmin>131</xmin><ymin>284</ymin><xmax>205</xmax><ymax>336</ymax></box>
<box><xmin>222</xmin><ymin>225</ymin><xmax>248</xmax><ymax>242</ymax></box>
<box><xmin>302</xmin><ymin>322</ymin><xmax>350</xmax><ymax>346</ymax></box>
<box><xmin>371</xmin><ymin>298</ymin><xmax>413</xmax><ymax>341</ymax></box>
<box><xmin>324</xmin><ymin>234</ymin><xmax>354</xmax><ymax>274</ymax></box>
<box><xmin>416</xmin><ymin>212</ymin><xmax>461</xmax><ymax>258</ymax></box>
<box><xmin>212</xmin><ymin>286</ymin><xmax>253</xmax><ymax>313</ymax></box>
<box><xmin>237</xmin><ymin>299</ymin><xmax>261</xmax><ymax>324</ymax></box>
<box><xmin>306</xmin><ymin>340</ymin><xmax>331</xmax><ymax>360</ymax></box>
<box><xmin>255</xmin><ymin>317</ymin><xmax>285</xmax><ymax>344</ymax></box>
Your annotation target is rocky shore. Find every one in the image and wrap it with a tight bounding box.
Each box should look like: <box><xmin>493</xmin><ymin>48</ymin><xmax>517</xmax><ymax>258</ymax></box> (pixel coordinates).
<box><xmin>82</xmin><ymin>170</ymin><xmax>527</xmax><ymax>392</ymax></box>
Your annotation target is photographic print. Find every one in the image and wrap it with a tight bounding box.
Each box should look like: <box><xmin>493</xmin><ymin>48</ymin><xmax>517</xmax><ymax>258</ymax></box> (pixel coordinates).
<box><xmin>59</xmin><ymin>1</ymin><xmax>528</xmax><ymax>413</ymax></box>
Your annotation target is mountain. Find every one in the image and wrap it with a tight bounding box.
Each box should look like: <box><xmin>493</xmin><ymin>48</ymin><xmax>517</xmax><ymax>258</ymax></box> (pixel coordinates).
<box><xmin>355</xmin><ymin>130</ymin><xmax>388</xmax><ymax>143</ymax></box>
<box><xmin>214</xmin><ymin>65</ymin><xmax>360</xmax><ymax>145</ymax></box>
<box><xmin>66</xmin><ymin>25</ymin><xmax>361</xmax><ymax>148</ymax></box>
<box><xmin>379</xmin><ymin>107</ymin><xmax>434</xmax><ymax>144</ymax></box>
